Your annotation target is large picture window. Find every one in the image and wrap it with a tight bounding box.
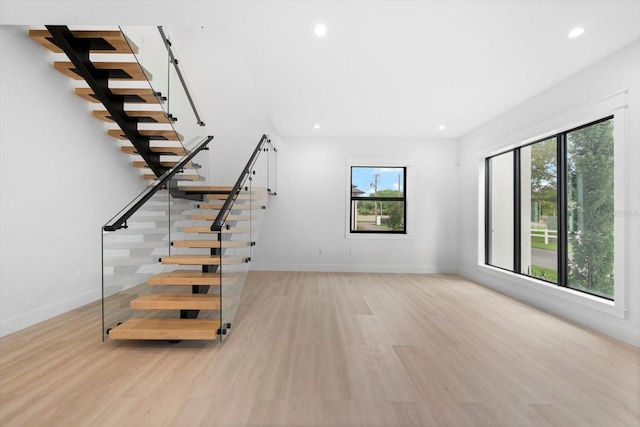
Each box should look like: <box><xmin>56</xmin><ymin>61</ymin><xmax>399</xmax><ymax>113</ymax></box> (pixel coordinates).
<box><xmin>350</xmin><ymin>166</ymin><xmax>406</xmax><ymax>233</ymax></box>
<box><xmin>485</xmin><ymin>117</ymin><xmax>614</xmax><ymax>300</ymax></box>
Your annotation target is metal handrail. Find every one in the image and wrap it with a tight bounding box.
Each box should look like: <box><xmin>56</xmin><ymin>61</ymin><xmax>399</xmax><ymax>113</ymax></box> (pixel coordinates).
<box><xmin>211</xmin><ymin>135</ymin><xmax>269</xmax><ymax>231</ymax></box>
<box><xmin>158</xmin><ymin>26</ymin><xmax>205</xmax><ymax>127</ymax></box>
<box><xmin>103</xmin><ymin>136</ymin><xmax>213</xmax><ymax>232</ymax></box>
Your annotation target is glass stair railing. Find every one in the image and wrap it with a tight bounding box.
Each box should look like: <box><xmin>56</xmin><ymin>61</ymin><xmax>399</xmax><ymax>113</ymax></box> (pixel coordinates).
<box><xmin>118</xmin><ymin>26</ymin><xmax>207</xmax><ymax>153</ymax></box>
<box><xmin>103</xmin><ymin>135</ymin><xmax>276</xmax><ymax>342</ymax></box>
<box><xmin>30</xmin><ymin>25</ymin><xmax>278</xmax><ymax>343</ymax></box>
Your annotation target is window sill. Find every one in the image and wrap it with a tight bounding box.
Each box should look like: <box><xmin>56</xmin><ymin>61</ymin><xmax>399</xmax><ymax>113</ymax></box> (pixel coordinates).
<box><xmin>345</xmin><ymin>232</ymin><xmax>412</xmax><ymax>240</ymax></box>
<box><xmin>479</xmin><ymin>264</ymin><xmax>626</xmax><ymax>319</ymax></box>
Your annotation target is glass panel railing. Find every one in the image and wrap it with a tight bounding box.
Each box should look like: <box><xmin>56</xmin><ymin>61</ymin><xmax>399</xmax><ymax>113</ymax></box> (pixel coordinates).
<box><xmin>102</xmin><ymin>135</ymin><xmax>275</xmax><ymax>342</ymax></box>
<box><xmin>102</xmin><ymin>146</ymin><xmax>210</xmax><ymax>341</ymax></box>
<box><xmin>162</xmin><ymin>27</ymin><xmax>207</xmax><ymax>152</ymax></box>
<box><xmin>218</xmin><ymin>176</ymin><xmax>268</xmax><ymax>341</ymax></box>
<box><xmin>115</xmin><ymin>26</ymin><xmax>169</xmax><ymax>107</ymax></box>
<box><xmin>268</xmin><ymin>140</ymin><xmax>278</xmax><ymax>196</ymax></box>
<box><xmin>118</xmin><ymin>26</ymin><xmax>207</xmax><ymax>168</ymax></box>
<box><xmin>166</xmin><ymin>58</ymin><xmax>207</xmax><ymax>151</ymax></box>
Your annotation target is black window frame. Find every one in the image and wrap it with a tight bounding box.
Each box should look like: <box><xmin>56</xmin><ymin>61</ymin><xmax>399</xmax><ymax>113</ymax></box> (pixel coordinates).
<box><xmin>350</xmin><ymin>166</ymin><xmax>407</xmax><ymax>234</ymax></box>
<box><xmin>485</xmin><ymin>116</ymin><xmax>615</xmax><ymax>301</ymax></box>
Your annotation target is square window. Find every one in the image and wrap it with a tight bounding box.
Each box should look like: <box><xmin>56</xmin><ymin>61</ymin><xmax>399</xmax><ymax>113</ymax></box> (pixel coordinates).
<box><xmin>350</xmin><ymin>167</ymin><xmax>406</xmax><ymax>234</ymax></box>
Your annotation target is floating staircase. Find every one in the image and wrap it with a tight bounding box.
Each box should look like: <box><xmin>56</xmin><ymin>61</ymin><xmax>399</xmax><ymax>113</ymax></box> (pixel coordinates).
<box><xmin>106</xmin><ymin>185</ymin><xmax>268</xmax><ymax>341</ymax></box>
<box><xmin>29</xmin><ymin>27</ymin><xmax>201</xmax><ymax>181</ymax></box>
<box><xmin>31</xmin><ymin>26</ymin><xmax>276</xmax><ymax>342</ymax></box>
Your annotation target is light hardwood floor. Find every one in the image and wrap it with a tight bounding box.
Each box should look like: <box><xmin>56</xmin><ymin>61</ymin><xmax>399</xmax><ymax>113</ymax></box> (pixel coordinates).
<box><xmin>1</xmin><ymin>272</ymin><xmax>638</xmax><ymax>426</ymax></box>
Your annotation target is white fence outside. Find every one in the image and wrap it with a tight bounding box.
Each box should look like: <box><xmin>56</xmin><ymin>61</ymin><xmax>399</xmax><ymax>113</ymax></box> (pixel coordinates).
<box><xmin>531</xmin><ymin>229</ymin><xmax>558</xmax><ymax>245</ymax></box>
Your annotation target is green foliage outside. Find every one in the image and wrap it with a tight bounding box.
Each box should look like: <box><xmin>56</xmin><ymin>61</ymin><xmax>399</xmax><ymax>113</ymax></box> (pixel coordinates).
<box><xmin>531</xmin><ymin>265</ymin><xmax>558</xmax><ymax>283</ymax></box>
<box><xmin>526</xmin><ymin>120</ymin><xmax>614</xmax><ymax>298</ymax></box>
<box><xmin>567</xmin><ymin>120</ymin><xmax>614</xmax><ymax>297</ymax></box>
<box><xmin>357</xmin><ymin>190</ymin><xmax>404</xmax><ymax>231</ymax></box>
<box><xmin>385</xmin><ymin>201</ymin><xmax>404</xmax><ymax>231</ymax></box>
<box><xmin>530</xmin><ymin>235</ymin><xmax>557</xmax><ymax>251</ymax></box>
<box><xmin>530</xmin><ymin>138</ymin><xmax>558</xmax><ymax>220</ymax></box>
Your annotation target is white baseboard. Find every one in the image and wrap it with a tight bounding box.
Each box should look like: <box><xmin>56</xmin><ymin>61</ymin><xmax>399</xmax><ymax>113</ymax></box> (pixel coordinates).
<box><xmin>0</xmin><ymin>289</ymin><xmax>101</xmax><ymax>338</ymax></box>
<box><xmin>458</xmin><ymin>266</ymin><xmax>640</xmax><ymax>348</ymax></box>
<box><xmin>250</xmin><ymin>263</ymin><xmax>459</xmax><ymax>274</ymax></box>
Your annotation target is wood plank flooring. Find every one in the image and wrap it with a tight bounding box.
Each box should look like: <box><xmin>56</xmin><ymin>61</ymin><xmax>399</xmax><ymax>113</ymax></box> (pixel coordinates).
<box><xmin>1</xmin><ymin>272</ymin><xmax>638</xmax><ymax>426</ymax></box>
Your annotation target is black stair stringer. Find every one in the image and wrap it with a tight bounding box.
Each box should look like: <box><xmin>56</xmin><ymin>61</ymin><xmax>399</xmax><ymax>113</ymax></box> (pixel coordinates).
<box><xmin>45</xmin><ymin>26</ymin><xmax>167</xmax><ymax>178</ymax></box>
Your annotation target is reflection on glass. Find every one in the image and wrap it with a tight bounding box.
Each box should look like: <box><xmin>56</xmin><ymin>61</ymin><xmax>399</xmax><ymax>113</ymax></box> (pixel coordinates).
<box><xmin>521</xmin><ymin>138</ymin><xmax>558</xmax><ymax>283</ymax></box>
<box><xmin>487</xmin><ymin>152</ymin><xmax>514</xmax><ymax>270</ymax></box>
<box><xmin>567</xmin><ymin>119</ymin><xmax>614</xmax><ymax>298</ymax></box>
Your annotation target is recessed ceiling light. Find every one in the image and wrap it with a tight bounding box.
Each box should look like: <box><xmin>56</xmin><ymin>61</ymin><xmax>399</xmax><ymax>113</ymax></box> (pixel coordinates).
<box><xmin>568</xmin><ymin>27</ymin><xmax>584</xmax><ymax>38</ymax></box>
<box><xmin>314</xmin><ymin>124</ymin><xmax>320</xmax><ymax>129</ymax></box>
<box><xmin>438</xmin><ymin>125</ymin><xmax>446</xmax><ymax>130</ymax></box>
<box><xmin>314</xmin><ymin>24</ymin><xmax>327</xmax><ymax>37</ymax></box>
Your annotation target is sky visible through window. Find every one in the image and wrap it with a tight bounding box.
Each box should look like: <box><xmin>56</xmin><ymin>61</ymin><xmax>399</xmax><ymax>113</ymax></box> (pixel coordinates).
<box><xmin>352</xmin><ymin>167</ymin><xmax>404</xmax><ymax>196</ymax></box>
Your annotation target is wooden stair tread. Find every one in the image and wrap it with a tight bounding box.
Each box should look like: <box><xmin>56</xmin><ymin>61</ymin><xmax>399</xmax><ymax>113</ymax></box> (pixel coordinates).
<box><xmin>192</xmin><ymin>214</ymin><xmax>253</xmax><ymax>221</ymax></box>
<box><xmin>130</xmin><ymin>294</ymin><xmax>222</xmax><ymax>310</ymax></box>
<box><xmin>197</xmin><ymin>202</ymin><xmax>224</xmax><ymax>209</ymax></box>
<box><xmin>161</xmin><ymin>255</ymin><xmax>246</xmax><ymax>265</ymax></box>
<box><xmin>121</xmin><ymin>145</ymin><xmax>187</xmax><ymax>156</ymax></box>
<box><xmin>108</xmin><ymin>318</ymin><xmax>219</xmax><ymax>340</ymax></box>
<box><xmin>29</xmin><ymin>29</ymin><xmax>138</xmax><ymax>54</ymax></box>
<box><xmin>183</xmin><ymin>226</ymin><xmax>251</xmax><ymax>234</ymax></box>
<box><xmin>133</xmin><ymin>160</ymin><xmax>192</xmax><ymax>168</ymax></box>
<box><xmin>178</xmin><ymin>186</ymin><xmax>235</xmax><ymax>193</ymax></box>
<box><xmin>94</xmin><ymin>110</ymin><xmax>172</xmax><ymax>124</ymax></box>
<box><xmin>143</xmin><ymin>174</ymin><xmax>203</xmax><ymax>181</ymax></box>
<box><xmin>148</xmin><ymin>270</ymin><xmax>238</xmax><ymax>286</ymax></box>
<box><xmin>197</xmin><ymin>203</ymin><xmax>264</xmax><ymax>210</ymax></box>
<box><xmin>76</xmin><ymin>87</ymin><xmax>161</xmax><ymax>104</ymax></box>
<box><xmin>172</xmin><ymin>240</ymin><xmax>250</xmax><ymax>248</ymax></box>
<box><xmin>132</xmin><ymin>160</ymin><xmax>149</xmax><ymax>169</ymax></box>
<box><xmin>109</xmin><ymin>129</ymin><xmax>184</xmax><ymax>141</ymax></box>
<box><xmin>54</xmin><ymin>61</ymin><xmax>152</xmax><ymax>81</ymax></box>
<box><xmin>206</xmin><ymin>194</ymin><xmax>261</xmax><ymax>200</ymax></box>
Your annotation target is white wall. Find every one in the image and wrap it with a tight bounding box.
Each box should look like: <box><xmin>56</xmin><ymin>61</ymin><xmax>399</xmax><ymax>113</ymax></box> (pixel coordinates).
<box><xmin>163</xmin><ymin>25</ymin><xmax>276</xmax><ymax>185</ymax></box>
<box><xmin>457</xmin><ymin>40</ymin><xmax>640</xmax><ymax>347</ymax></box>
<box><xmin>0</xmin><ymin>26</ymin><xmax>147</xmax><ymax>336</ymax></box>
<box><xmin>252</xmin><ymin>136</ymin><xmax>459</xmax><ymax>273</ymax></box>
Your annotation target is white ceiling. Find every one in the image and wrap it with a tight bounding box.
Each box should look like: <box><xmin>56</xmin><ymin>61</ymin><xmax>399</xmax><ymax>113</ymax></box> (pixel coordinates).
<box><xmin>206</xmin><ymin>0</ymin><xmax>640</xmax><ymax>138</ymax></box>
<box><xmin>3</xmin><ymin>0</ymin><xmax>640</xmax><ymax>139</ymax></box>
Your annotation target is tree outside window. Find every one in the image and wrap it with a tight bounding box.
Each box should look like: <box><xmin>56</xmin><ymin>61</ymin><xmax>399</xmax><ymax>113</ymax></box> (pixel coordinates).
<box><xmin>486</xmin><ymin>117</ymin><xmax>614</xmax><ymax>300</ymax></box>
<box><xmin>350</xmin><ymin>167</ymin><xmax>406</xmax><ymax>233</ymax></box>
